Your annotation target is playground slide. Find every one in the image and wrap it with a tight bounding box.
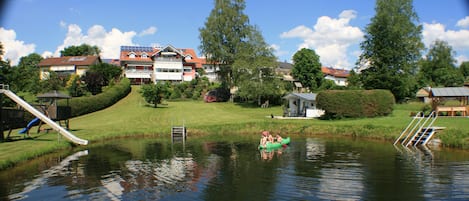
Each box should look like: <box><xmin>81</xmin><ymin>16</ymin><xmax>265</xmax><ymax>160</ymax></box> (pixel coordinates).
<box><xmin>0</xmin><ymin>89</ymin><xmax>88</xmax><ymax>145</ymax></box>
<box><xmin>18</xmin><ymin>117</ymin><xmax>40</xmax><ymax>134</ymax></box>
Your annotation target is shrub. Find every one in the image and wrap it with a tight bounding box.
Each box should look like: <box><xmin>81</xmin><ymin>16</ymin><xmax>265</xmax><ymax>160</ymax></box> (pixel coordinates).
<box><xmin>317</xmin><ymin>89</ymin><xmax>395</xmax><ymax>119</ymax></box>
<box><xmin>59</xmin><ymin>78</ymin><xmax>131</xmax><ymax>117</ymax></box>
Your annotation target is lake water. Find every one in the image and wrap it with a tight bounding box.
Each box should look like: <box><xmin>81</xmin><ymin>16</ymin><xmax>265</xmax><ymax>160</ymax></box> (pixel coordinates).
<box><xmin>1</xmin><ymin>137</ymin><xmax>469</xmax><ymax>201</ymax></box>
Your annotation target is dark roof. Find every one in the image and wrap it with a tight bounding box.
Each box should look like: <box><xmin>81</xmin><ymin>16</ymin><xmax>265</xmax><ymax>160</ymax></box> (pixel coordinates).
<box><xmin>37</xmin><ymin>90</ymin><xmax>71</xmax><ymax>99</ymax></box>
<box><xmin>431</xmin><ymin>87</ymin><xmax>469</xmax><ymax>97</ymax></box>
<box><xmin>277</xmin><ymin>61</ymin><xmax>293</xmax><ymax>69</ymax></box>
<box><xmin>283</xmin><ymin>93</ymin><xmax>317</xmax><ymax>101</ymax></box>
<box><xmin>38</xmin><ymin>56</ymin><xmax>100</xmax><ymax>66</ymax></box>
<box><xmin>102</xmin><ymin>59</ymin><xmax>120</xmax><ymax>66</ymax></box>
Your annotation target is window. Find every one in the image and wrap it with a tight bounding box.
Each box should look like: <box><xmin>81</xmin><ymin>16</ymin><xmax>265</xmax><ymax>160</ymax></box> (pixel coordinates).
<box><xmin>141</xmin><ymin>53</ymin><xmax>148</xmax><ymax>58</ymax></box>
<box><xmin>156</xmin><ymin>68</ymin><xmax>182</xmax><ymax>73</ymax></box>
<box><xmin>128</xmin><ymin>52</ymin><xmax>136</xmax><ymax>58</ymax></box>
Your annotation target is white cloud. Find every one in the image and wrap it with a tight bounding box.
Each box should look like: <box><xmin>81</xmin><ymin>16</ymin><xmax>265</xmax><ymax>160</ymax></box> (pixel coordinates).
<box><xmin>59</xmin><ymin>20</ymin><xmax>67</xmax><ymax>28</ymax></box>
<box><xmin>139</xmin><ymin>26</ymin><xmax>157</xmax><ymax>36</ymax></box>
<box><xmin>54</xmin><ymin>24</ymin><xmax>138</xmax><ymax>59</ymax></box>
<box><xmin>41</xmin><ymin>51</ymin><xmax>53</xmax><ymax>58</ymax></box>
<box><xmin>455</xmin><ymin>55</ymin><xmax>468</xmax><ymax>66</ymax></box>
<box><xmin>339</xmin><ymin>10</ymin><xmax>357</xmax><ymax>19</ymax></box>
<box><xmin>422</xmin><ymin>21</ymin><xmax>469</xmax><ymax>51</ymax></box>
<box><xmin>0</xmin><ymin>27</ymin><xmax>36</xmax><ymax>65</ymax></box>
<box><xmin>456</xmin><ymin>16</ymin><xmax>469</xmax><ymax>28</ymax></box>
<box><xmin>270</xmin><ymin>44</ymin><xmax>289</xmax><ymax>60</ymax></box>
<box><xmin>280</xmin><ymin>10</ymin><xmax>363</xmax><ymax>69</ymax></box>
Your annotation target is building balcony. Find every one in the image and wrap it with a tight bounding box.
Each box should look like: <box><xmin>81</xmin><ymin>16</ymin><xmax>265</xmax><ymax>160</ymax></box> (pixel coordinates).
<box><xmin>125</xmin><ymin>70</ymin><xmax>152</xmax><ymax>79</ymax></box>
<box><xmin>154</xmin><ymin>57</ymin><xmax>182</xmax><ymax>62</ymax></box>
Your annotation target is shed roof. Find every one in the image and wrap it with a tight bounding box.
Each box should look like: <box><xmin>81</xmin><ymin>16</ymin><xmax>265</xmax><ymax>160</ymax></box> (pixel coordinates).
<box><xmin>431</xmin><ymin>87</ymin><xmax>469</xmax><ymax>97</ymax></box>
<box><xmin>416</xmin><ymin>87</ymin><xmax>430</xmax><ymax>97</ymax></box>
<box><xmin>37</xmin><ymin>90</ymin><xmax>71</xmax><ymax>99</ymax></box>
<box><xmin>283</xmin><ymin>93</ymin><xmax>317</xmax><ymax>101</ymax></box>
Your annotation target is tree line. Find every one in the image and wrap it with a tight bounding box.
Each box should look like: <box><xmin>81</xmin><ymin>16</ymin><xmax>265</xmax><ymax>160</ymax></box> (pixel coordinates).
<box><xmin>0</xmin><ymin>43</ymin><xmax>122</xmax><ymax>105</ymax></box>
<box><xmin>2</xmin><ymin>0</ymin><xmax>469</xmax><ymax>107</ymax></box>
<box><xmin>198</xmin><ymin>0</ymin><xmax>469</xmax><ymax>104</ymax></box>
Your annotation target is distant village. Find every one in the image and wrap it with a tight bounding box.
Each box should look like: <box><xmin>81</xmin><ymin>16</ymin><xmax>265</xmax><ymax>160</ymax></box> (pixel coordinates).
<box><xmin>37</xmin><ymin>45</ymin><xmax>350</xmax><ymax>88</ymax></box>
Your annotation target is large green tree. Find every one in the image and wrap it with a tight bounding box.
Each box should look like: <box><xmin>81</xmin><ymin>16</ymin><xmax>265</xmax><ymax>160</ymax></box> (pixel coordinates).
<box><xmin>0</xmin><ymin>42</ymin><xmax>3</xmax><ymax>60</ymax></box>
<box><xmin>10</xmin><ymin>53</ymin><xmax>43</xmax><ymax>93</ymax></box>
<box><xmin>89</xmin><ymin>63</ymin><xmax>122</xmax><ymax>86</ymax></box>
<box><xmin>60</xmin><ymin>44</ymin><xmax>100</xmax><ymax>56</ymax></box>
<box><xmin>232</xmin><ymin>26</ymin><xmax>280</xmax><ymax>105</ymax></box>
<box><xmin>199</xmin><ymin>0</ymin><xmax>277</xmax><ymax>103</ymax></box>
<box><xmin>460</xmin><ymin>61</ymin><xmax>469</xmax><ymax>81</ymax></box>
<box><xmin>140</xmin><ymin>83</ymin><xmax>170</xmax><ymax>108</ymax></box>
<box><xmin>346</xmin><ymin>70</ymin><xmax>361</xmax><ymax>89</ymax></box>
<box><xmin>0</xmin><ymin>42</ymin><xmax>11</xmax><ymax>85</ymax></box>
<box><xmin>358</xmin><ymin>0</ymin><xmax>424</xmax><ymax>102</ymax></box>
<box><xmin>419</xmin><ymin>40</ymin><xmax>464</xmax><ymax>87</ymax></box>
<box><xmin>292</xmin><ymin>48</ymin><xmax>324</xmax><ymax>91</ymax></box>
<box><xmin>199</xmin><ymin>0</ymin><xmax>254</xmax><ymax>88</ymax></box>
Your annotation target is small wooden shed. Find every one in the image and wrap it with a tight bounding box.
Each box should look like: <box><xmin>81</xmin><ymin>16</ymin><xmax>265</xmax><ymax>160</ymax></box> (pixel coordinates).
<box><xmin>283</xmin><ymin>93</ymin><xmax>324</xmax><ymax>118</ymax></box>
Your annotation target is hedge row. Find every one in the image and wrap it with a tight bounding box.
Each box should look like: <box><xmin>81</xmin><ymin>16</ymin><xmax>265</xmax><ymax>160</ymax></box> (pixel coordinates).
<box><xmin>316</xmin><ymin>89</ymin><xmax>395</xmax><ymax>119</ymax></box>
<box><xmin>59</xmin><ymin>78</ymin><xmax>131</xmax><ymax>117</ymax></box>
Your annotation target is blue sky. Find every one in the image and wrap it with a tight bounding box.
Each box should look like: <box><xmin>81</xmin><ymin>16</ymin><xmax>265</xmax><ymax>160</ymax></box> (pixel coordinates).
<box><xmin>1</xmin><ymin>0</ymin><xmax>468</xmax><ymax>69</ymax></box>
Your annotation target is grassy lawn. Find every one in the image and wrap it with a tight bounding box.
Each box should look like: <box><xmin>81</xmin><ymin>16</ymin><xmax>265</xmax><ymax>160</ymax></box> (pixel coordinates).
<box><xmin>1</xmin><ymin>86</ymin><xmax>469</xmax><ymax>169</ymax></box>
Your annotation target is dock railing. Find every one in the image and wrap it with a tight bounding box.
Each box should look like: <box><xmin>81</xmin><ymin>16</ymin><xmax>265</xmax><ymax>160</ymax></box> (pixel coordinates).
<box><xmin>393</xmin><ymin>112</ymin><xmax>423</xmax><ymax>145</ymax></box>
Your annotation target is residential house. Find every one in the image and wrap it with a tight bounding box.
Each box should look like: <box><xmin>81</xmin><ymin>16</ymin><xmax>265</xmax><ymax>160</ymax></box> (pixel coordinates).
<box><xmin>120</xmin><ymin>45</ymin><xmax>206</xmax><ymax>84</ymax></box>
<box><xmin>276</xmin><ymin>63</ymin><xmax>351</xmax><ymax>89</ymax></box>
<box><xmin>321</xmin><ymin>66</ymin><xmax>350</xmax><ymax>86</ymax></box>
<box><xmin>283</xmin><ymin>93</ymin><xmax>324</xmax><ymax>118</ymax></box>
<box><xmin>38</xmin><ymin>56</ymin><xmax>101</xmax><ymax>80</ymax></box>
<box><xmin>276</xmin><ymin>61</ymin><xmax>293</xmax><ymax>76</ymax></box>
<box><xmin>119</xmin><ymin>46</ymin><xmax>155</xmax><ymax>85</ymax></box>
<box><xmin>202</xmin><ymin>63</ymin><xmax>219</xmax><ymax>82</ymax></box>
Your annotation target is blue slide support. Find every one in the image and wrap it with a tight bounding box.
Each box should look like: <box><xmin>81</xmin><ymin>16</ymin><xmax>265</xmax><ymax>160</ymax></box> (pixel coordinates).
<box><xmin>18</xmin><ymin>117</ymin><xmax>40</xmax><ymax>134</ymax></box>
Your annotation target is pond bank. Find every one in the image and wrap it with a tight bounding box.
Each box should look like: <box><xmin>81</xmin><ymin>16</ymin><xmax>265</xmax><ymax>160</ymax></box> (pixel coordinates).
<box><xmin>1</xmin><ymin>86</ymin><xmax>468</xmax><ymax>170</ymax></box>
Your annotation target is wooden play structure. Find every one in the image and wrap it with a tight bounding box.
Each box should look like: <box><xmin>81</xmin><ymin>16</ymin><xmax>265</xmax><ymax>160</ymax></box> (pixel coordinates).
<box><xmin>35</xmin><ymin>90</ymin><xmax>72</xmax><ymax>130</ymax></box>
<box><xmin>0</xmin><ymin>84</ymin><xmax>87</xmax><ymax>145</ymax></box>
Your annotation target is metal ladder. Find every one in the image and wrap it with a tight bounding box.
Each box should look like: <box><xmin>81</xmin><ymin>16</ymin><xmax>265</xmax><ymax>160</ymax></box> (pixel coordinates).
<box><xmin>171</xmin><ymin>126</ymin><xmax>186</xmax><ymax>144</ymax></box>
<box><xmin>394</xmin><ymin>111</ymin><xmax>438</xmax><ymax>146</ymax></box>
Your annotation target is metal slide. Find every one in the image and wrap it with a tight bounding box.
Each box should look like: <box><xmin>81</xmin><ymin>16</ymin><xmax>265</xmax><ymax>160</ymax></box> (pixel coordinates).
<box><xmin>0</xmin><ymin>88</ymin><xmax>88</xmax><ymax>145</ymax></box>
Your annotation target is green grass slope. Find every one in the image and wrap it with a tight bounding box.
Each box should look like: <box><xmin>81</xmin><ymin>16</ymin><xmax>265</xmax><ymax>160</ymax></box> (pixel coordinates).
<box><xmin>1</xmin><ymin>86</ymin><xmax>468</xmax><ymax>169</ymax></box>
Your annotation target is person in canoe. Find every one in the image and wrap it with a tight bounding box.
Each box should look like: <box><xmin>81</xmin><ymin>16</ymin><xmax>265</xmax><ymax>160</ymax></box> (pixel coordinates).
<box><xmin>275</xmin><ymin>134</ymin><xmax>283</xmax><ymax>143</ymax></box>
<box><xmin>267</xmin><ymin>131</ymin><xmax>274</xmax><ymax>143</ymax></box>
<box><xmin>260</xmin><ymin>131</ymin><xmax>268</xmax><ymax>147</ymax></box>
<box><xmin>259</xmin><ymin>131</ymin><xmax>291</xmax><ymax>149</ymax></box>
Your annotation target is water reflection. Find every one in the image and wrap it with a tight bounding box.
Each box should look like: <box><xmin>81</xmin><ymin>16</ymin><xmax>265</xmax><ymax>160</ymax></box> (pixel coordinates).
<box><xmin>8</xmin><ymin>150</ymin><xmax>89</xmax><ymax>200</ymax></box>
<box><xmin>395</xmin><ymin>145</ymin><xmax>469</xmax><ymax>200</ymax></box>
<box><xmin>2</xmin><ymin>137</ymin><xmax>469</xmax><ymax>200</ymax></box>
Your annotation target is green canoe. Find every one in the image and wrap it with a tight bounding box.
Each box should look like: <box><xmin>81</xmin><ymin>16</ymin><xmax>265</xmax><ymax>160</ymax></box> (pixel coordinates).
<box><xmin>258</xmin><ymin>137</ymin><xmax>290</xmax><ymax>150</ymax></box>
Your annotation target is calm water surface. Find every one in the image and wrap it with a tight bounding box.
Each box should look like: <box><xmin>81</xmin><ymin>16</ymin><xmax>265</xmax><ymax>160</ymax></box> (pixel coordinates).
<box><xmin>1</xmin><ymin>137</ymin><xmax>469</xmax><ymax>201</ymax></box>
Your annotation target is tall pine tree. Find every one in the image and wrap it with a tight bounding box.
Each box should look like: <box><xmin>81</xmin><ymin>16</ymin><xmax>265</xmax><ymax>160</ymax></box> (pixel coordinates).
<box><xmin>358</xmin><ymin>0</ymin><xmax>424</xmax><ymax>102</ymax></box>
